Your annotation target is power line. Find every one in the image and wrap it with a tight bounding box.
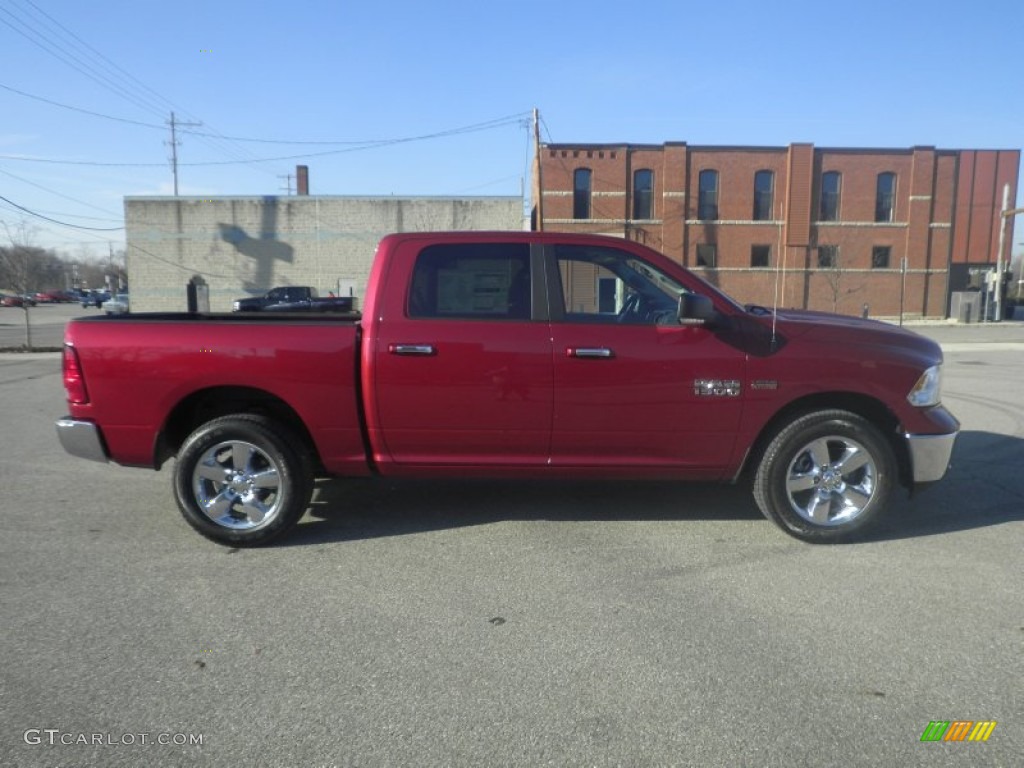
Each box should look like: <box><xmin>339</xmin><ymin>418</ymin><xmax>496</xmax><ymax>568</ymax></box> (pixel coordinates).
<box><xmin>1</xmin><ymin>82</ymin><xmax>532</xmax><ymax>147</ymax></box>
<box><xmin>0</xmin><ymin>82</ymin><xmax>166</xmax><ymax>130</ymax></box>
<box><xmin>0</xmin><ymin>166</ymin><xmax>123</xmax><ymax>217</ymax></box>
<box><xmin>0</xmin><ymin>194</ymin><xmax>124</xmax><ymax>231</ymax></box>
<box><xmin>1</xmin><ymin>2</ymin><xmax>279</xmax><ymax>172</ymax></box>
<box><xmin>0</xmin><ymin>7</ymin><xmax>167</xmax><ymax>119</ymax></box>
<box><xmin>0</xmin><ymin>113</ymin><xmax>531</xmax><ymax>167</ymax></box>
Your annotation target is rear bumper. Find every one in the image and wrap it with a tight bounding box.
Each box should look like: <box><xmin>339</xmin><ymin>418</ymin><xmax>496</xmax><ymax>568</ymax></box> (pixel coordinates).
<box><xmin>55</xmin><ymin>418</ymin><xmax>109</xmax><ymax>463</ymax></box>
<box><xmin>904</xmin><ymin>430</ymin><xmax>958</xmax><ymax>483</ymax></box>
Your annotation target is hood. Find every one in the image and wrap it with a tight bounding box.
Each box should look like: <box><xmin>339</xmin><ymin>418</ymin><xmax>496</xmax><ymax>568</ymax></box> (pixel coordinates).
<box><xmin>767</xmin><ymin>309</ymin><xmax>942</xmax><ymax>364</ymax></box>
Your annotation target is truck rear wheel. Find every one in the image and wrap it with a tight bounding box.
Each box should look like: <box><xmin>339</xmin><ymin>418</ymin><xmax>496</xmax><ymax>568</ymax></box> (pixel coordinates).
<box><xmin>753</xmin><ymin>409</ymin><xmax>896</xmax><ymax>543</ymax></box>
<box><xmin>173</xmin><ymin>415</ymin><xmax>314</xmax><ymax>546</ymax></box>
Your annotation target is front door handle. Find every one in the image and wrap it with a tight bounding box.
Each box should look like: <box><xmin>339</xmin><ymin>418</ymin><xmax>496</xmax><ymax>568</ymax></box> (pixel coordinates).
<box><xmin>389</xmin><ymin>344</ymin><xmax>436</xmax><ymax>356</ymax></box>
<box><xmin>566</xmin><ymin>347</ymin><xmax>614</xmax><ymax>359</ymax></box>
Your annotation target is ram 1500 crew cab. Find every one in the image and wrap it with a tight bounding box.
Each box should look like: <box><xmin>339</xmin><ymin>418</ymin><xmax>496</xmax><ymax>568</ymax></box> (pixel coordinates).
<box><xmin>56</xmin><ymin>232</ymin><xmax>959</xmax><ymax>546</ymax></box>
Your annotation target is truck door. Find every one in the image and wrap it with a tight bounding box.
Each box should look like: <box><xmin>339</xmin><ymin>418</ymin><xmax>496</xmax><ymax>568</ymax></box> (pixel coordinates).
<box><xmin>370</xmin><ymin>241</ymin><xmax>553</xmax><ymax>467</ymax></box>
<box><xmin>547</xmin><ymin>243</ymin><xmax>746</xmax><ymax>473</ymax></box>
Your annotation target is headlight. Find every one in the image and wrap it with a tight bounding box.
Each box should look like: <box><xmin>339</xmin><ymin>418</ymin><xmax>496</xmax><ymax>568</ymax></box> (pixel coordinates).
<box><xmin>907</xmin><ymin>364</ymin><xmax>942</xmax><ymax>407</ymax></box>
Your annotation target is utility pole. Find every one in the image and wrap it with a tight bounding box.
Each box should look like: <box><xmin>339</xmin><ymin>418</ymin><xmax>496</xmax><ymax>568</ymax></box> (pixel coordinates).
<box><xmin>994</xmin><ymin>183</ymin><xmax>1024</xmax><ymax>322</ymax></box>
<box><xmin>166</xmin><ymin>111</ymin><xmax>202</xmax><ymax>196</ymax></box>
<box><xmin>278</xmin><ymin>173</ymin><xmax>294</xmax><ymax>195</ymax></box>
<box><xmin>533</xmin><ymin>108</ymin><xmax>544</xmax><ymax>231</ymax></box>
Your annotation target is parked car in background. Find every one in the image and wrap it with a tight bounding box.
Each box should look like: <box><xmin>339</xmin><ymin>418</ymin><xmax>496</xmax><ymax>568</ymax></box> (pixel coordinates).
<box><xmin>82</xmin><ymin>291</ymin><xmax>111</xmax><ymax>308</ymax></box>
<box><xmin>101</xmin><ymin>293</ymin><xmax>130</xmax><ymax>315</ymax></box>
<box><xmin>233</xmin><ymin>286</ymin><xmax>354</xmax><ymax>312</ymax></box>
<box><xmin>2</xmin><ymin>294</ymin><xmax>36</xmax><ymax>307</ymax></box>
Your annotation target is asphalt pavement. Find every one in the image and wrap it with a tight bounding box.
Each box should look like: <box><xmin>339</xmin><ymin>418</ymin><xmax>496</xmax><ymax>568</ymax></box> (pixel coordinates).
<box><xmin>0</xmin><ymin>305</ymin><xmax>1021</xmax><ymax>767</ymax></box>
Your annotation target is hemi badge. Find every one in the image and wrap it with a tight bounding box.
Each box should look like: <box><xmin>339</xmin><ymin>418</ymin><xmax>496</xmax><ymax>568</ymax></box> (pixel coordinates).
<box><xmin>694</xmin><ymin>379</ymin><xmax>742</xmax><ymax>397</ymax></box>
<box><xmin>751</xmin><ymin>380</ymin><xmax>779</xmax><ymax>390</ymax></box>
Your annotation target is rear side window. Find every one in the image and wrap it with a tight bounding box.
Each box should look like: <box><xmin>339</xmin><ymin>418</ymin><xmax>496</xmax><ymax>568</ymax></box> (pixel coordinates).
<box><xmin>408</xmin><ymin>243</ymin><xmax>532</xmax><ymax>320</ymax></box>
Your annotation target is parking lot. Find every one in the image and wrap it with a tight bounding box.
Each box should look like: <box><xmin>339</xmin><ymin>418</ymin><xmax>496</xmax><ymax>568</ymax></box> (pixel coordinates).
<box><xmin>0</xmin><ymin>301</ymin><xmax>106</xmax><ymax>349</ymax></box>
<box><xmin>1</xmin><ymin>318</ymin><xmax>1022</xmax><ymax>767</ymax></box>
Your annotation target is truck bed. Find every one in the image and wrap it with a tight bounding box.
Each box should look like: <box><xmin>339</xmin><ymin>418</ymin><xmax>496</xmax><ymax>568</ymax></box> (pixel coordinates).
<box><xmin>64</xmin><ymin>312</ymin><xmax>367</xmax><ymax>475</ymax></box>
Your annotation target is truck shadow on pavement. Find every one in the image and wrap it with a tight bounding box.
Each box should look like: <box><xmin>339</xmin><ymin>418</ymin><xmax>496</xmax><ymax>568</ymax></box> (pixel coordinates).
<box><xmin>292</xmin><ymin>478</ymin><xmax>762</xmax><ymax>546</ymax></box>
<box><xmin>283</xmin><ymin>431</ymin><xmax>1022</xmax><ymax>546</ymax></box>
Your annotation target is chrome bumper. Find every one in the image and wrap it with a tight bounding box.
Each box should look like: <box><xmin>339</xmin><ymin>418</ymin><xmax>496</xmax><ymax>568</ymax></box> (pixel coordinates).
<box><xmin>56</xmin><ymin>418</ymin><xmax>109</xmax><ymax>464</ymax></box>
<box><xmin>904</xmin><ymin>430</ymin><xmax>958</xmax><ymax>483</ymax></box>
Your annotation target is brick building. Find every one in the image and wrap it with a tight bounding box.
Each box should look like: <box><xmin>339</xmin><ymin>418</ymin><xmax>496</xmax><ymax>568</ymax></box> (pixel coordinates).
<box><xmin>535</xmin><ymin>143</ymin><xmax>1019</xmax><ymax>318</ymax></box>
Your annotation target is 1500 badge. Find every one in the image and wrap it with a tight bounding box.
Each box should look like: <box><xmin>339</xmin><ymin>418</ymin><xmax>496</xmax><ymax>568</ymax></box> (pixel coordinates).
<box><xmin>693</xmin><ymin>379</ymin><xmax>742</xmax><ymax>397</ymax></box>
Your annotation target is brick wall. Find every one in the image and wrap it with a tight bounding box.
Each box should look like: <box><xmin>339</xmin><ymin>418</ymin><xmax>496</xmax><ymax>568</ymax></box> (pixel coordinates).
<box><xmin>538</xmin><ymin>142</ymin><xmax>1020</xmax><ymax>318</ymax></box>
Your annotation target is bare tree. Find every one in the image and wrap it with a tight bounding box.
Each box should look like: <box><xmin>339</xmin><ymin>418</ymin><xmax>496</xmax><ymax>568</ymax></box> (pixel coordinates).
<box><xmin>0</xmin><ymin>220</ymin><xmax>40</xmax><ymax>350</ymax></box>
<box><xmin>818</xmin><ymin>246</ymin><xmax>863</xmax><ymax>314</ymax></box>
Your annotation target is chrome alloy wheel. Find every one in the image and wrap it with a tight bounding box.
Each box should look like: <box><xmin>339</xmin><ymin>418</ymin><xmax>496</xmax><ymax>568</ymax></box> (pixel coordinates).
<box><xmin>784</xmin><ymin>435</ymin><xmax>877</xmax><ymax>526</ymax></box>
<box><xmin>191</xmin><ymin>440</ymin><xmax>283</xmax><ymax>530</ymax></box>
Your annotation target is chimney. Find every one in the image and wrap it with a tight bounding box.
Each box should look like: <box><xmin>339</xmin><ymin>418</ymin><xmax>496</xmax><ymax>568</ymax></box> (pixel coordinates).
<box><xmin>297</xmin><ymin>165</ymin><xmax>309</xmax><ymax>195</ymax></box>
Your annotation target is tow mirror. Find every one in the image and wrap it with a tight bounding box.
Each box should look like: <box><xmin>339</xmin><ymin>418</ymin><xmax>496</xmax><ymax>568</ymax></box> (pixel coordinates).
<box><xmin>678</xmin><ymin>293</ymin><xmax>715</xmax><ymax>326</ymax></box>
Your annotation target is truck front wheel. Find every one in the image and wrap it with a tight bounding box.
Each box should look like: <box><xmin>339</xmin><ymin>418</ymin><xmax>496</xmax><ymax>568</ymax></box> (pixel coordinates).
<box><xmin>173</xmin><ymin>415</ymin><xmax>314</xmax><ymax>546</ymax></box>
<box><xmin>753</xmin><ymin>410</ymin><xmax>897</xmax><ymax>543</ymax></box>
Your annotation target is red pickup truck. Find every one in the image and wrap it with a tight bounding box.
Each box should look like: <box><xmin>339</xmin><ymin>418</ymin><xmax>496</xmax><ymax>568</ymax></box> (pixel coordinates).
<box><xmin>56</xmin><ymin>231</ymin><xmax>958</xmax><ymax>546</ymax></box>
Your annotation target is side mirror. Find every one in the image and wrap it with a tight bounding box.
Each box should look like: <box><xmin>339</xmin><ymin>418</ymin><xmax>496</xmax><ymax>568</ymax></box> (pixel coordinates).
<box><xmin>677</xmin><ymin>293</ymin><xmax>715</xmax><ymax>326</ymax></box>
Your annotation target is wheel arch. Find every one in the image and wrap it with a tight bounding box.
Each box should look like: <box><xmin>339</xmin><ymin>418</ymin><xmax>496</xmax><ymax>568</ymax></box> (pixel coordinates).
<box><xmin>155</xmin><ymin>386</ymin><xmax>320</xmax><ymax>471</ymax></box>
<box><xmin>739</xmin><ymin>392</ymin><xmax>911</xmax><ymax>488</ymax></box>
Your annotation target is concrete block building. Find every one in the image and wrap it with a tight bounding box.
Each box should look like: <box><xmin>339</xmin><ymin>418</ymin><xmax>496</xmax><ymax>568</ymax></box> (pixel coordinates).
<box><xmin>125</xmin><ymin>196</ymin><xmax>524</xmax><ymax>312</ymax></box>
<box><xmin>535</xmin><ymin>143</ymin><xmax>1019</xmax><ymax>318</ymax></box>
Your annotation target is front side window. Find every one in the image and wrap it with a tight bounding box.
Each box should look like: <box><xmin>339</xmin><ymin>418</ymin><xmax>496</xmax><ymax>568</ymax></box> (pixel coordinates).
<box><xmin>409</xmin><ymin>243</ymin><xmax>532</xmax><ymax>320</ymax></box>
<box><xmin>573</xmin><ymin>168</ymin><xmax>592</xmax><ymax>220</ymax></box>
<box><xmin>876</xmin><ymin>172</ymin><xmax>896</xmax><ymax>222</ymax></box>
<box><xmin>820</xmin><ymin>171</ymin><xmax>841</xmax><ymax>221</ymax></box>
<box><xmin>555</xmin><ymin>244</ymin><xmax>686</xmax><ymax>325</ymax></box>
<box><xmin>633</xmin><ymin>169</ymin><xmax>653</xmax><ymax>220</ymax></box>
<box><xmin>698</xmin><ymin>170</ymin><xmax>719</xmax><ymax>220</ymax></box>
<box><xmin>753</xmin><ymin>171</ymin><xmax>774</xmax><ymax>220</ymax></box>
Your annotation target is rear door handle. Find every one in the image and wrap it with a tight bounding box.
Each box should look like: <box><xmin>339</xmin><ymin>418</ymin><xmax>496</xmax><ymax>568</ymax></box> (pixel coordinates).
<box><xmin>567</xmin><ymin>347</ymin><xmax>614</xmax><ymax>359</ymax></box>
<box><xmin>389</xmin><ymin>344</ymin><xmax>436</xmax><ymax>356</ymax></box>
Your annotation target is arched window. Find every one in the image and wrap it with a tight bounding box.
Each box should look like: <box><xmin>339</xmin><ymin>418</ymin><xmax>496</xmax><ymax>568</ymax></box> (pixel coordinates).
<box><xmin>876</xmin><ymin>172</ymin><xmax>896</xmax><ymax>222</ymax></box>
<box><xmin>820</xmin><ymin>171</ymin><xmax>841</xmax><ymax>221</ymax></box>
<box><xmin>698</xmin><ymin>170</ymin><xmax>719</xmax><ymax>220</ymax></box>
<box><xmin>573</xmin><ymin>169</ymin><xmax>592</xmax><ymax>220</ymax></box>
<box><xmin>753</xmin><ymin>170</ymin><xmax>774</xmax><ymax>220</ymax></box>
<box><xmin>633</xmin><ymin>169</ymin><xmax>653</xmax><ymax>220</ymax></box>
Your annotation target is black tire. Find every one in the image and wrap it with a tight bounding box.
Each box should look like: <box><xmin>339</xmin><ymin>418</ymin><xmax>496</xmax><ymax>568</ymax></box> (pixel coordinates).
<box><xmin>752</xmin><ymin>409</ymin><xmax>896</xmax><ymax>543</ymax></box>
<box><xmin>173</xmin><ymin>415</ymin><xmax>314</xmax><ymax>546</ymax></box>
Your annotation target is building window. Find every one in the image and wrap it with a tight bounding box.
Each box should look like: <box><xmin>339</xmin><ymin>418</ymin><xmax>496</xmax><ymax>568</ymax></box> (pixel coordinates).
<box><xmin>753</xmin><ymin>171</ymin><xmax>774</xmax><ymax>220</ymax></box>
<box><xmin>751</xmin><ymin>245</ymin><xmax>771</xmax><ymax>267</ymax></box>
<box><xmin>817</xmin><ymin>245</ymin><xmax>838</xmax><ymax>268</ymax></box>
<box><xmin>696</xmin><ymin>244</ymin><xmax>717</xmax><ymax>268</ymax></box>
<box><xmin>871</xmin><ymin>246</ymin><xmax>891</xmax><ymax>268</ymax></box>
<box><xmin>875</xmin><ymin>172</ymin><xmax>896</xmax><ymax>222</ymax></box>
<box><xmin>573</xmin><ymin>168</ymin><xmax>592</xmax><ymax>220</ymax></box>
<box><xmin>633</xmin><ymin>169</ymin><xmax>653</xmax><ymax>220</ymax></box>
<box><xmin>820</xmin><ymin>171</ymin><xmax>841</xmax><ymax>221</ymax></box>
<box><xmin>698</xmin><ymin>170</ymin><xmax>719</xmax><ymax>220</ymax></box>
